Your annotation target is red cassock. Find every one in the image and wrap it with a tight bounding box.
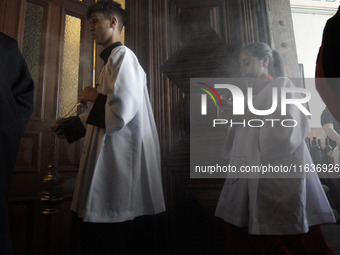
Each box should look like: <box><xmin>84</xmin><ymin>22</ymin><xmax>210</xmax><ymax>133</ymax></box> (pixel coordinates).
<box><xmin>224</xmin><ymin>224</ymin><xmax>334</xmax><ymax>255</ymax></box>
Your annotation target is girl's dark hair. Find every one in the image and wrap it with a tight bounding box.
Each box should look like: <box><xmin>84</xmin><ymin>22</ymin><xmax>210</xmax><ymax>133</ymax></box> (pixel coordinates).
<box><xmin>241</xmin><ymin>42</ymin><xmax>285</xmax><ymax>78</ymax></box>
<box><xmin>86</xmin><ymin>0</ymin><xmax>127</xmax><ymax>31</ymax></box>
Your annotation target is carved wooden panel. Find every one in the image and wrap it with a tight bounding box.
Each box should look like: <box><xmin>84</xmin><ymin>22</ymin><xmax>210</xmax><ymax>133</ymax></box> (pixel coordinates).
<box><xmin>15</xmin><ymin>132</ymin><xmax>42</xmax><ymax>173</ymax></box>
<box><xmin>8</xmin><ymin>201</ymin><xmax>35</xmax><ymax>255</ymax></box>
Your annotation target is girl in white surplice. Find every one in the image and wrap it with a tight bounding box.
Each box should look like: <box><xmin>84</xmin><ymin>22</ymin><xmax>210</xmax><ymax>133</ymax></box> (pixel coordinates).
<box><xmin>215</xmin><ymin>42</ymin><xmax>336</xmax><ymax>255</ymax></box>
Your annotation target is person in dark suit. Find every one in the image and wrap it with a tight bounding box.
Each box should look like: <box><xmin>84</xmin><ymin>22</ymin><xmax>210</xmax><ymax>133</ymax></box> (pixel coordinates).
<box><xmin>316</xmin><ymin>6</ymin><xmax>340</xmax><ymax>123</ymax></box>
<box><xmin>0</xmin><ymin>32</ymin><xmax>34</xmax><ymax>255</ymax></box>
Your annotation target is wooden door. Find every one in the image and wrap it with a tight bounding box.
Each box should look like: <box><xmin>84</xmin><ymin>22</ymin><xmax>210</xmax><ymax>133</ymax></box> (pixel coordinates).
<box><xmin>0</xmin><ymin>0</ymin><xmax>93</xmax><ymax>254</ymax></box>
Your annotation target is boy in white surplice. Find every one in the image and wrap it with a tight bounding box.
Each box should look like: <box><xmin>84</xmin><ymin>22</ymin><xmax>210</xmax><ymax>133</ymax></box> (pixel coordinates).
<box><xmin>50</xmin><ymin>1</ymin><xmax>165</xmax><ymax>254</ymax></box>
<box><xmin>215</xmin><ymin>42</ymin><xmax>335</xmax><ymax>255</ymax></box>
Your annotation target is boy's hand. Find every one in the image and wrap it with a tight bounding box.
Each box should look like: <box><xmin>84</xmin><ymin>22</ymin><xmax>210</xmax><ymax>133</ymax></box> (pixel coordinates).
<box><xmin>79</xmin><ymin>86</ymin><xmax>98</xmax><ymax>102</ymax></box>
<box><xmin>50</xmin><ymin>122</ymin><xmax>64</xmax><ymax>137</ymax></box>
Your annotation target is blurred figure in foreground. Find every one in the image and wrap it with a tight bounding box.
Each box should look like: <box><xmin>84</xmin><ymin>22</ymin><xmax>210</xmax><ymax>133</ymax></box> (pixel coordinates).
<box><xmin>0</xmin><ymin>32</ymin><xmax>34</xmax><ymax>255</ymax></box>
<box><xmin>316</xmin><ymin>6</ymin><xmax>340</xmax><ymax>123</ymax></box>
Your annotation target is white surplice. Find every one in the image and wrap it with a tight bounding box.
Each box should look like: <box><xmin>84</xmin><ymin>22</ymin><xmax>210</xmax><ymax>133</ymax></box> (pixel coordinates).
<box><xmin>215</xmin><ymin>77</ymin><xmax>335</xmax><ymax>235</ymax></box>
<box><xmin>71</xmin><ymin>45</ymin><xmax>165</xmax><ymax>222</ymax></box>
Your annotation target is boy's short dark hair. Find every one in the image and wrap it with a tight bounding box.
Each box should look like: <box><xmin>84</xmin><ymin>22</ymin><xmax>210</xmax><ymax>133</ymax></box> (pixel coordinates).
<box><xmin>86</xmin><ymin>0</ymin><xmax>127</xmax><ymax>31</ymax></box>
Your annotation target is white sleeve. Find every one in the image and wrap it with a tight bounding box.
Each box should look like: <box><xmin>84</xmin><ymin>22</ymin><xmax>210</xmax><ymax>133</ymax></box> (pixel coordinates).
<box><xmin>323</xmin><ymin>123</ymin><xmax>340</xmax><ymax>144</ymax></box>
<box><xmin>103</xmin><ymin>47</ymin><xmax>144</xmax><ymax>135</ymax></box>
<box><xmin>221</xmin><ymin>127</ymin><xmax>235</xmax><ymax>160</ymax></box>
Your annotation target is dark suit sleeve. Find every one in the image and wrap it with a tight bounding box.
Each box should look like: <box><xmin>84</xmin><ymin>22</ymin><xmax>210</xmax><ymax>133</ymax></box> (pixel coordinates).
<box><xmin>322</xmin><ymin>15</ymin><xmax>340</xmax><ymax>96</ymax></box>
<box><xmin>10</xmin><ymin>41</ymin><xmax>34</xmax><ymax>136</ymax></box>
<box><xmin>0</xmin><ymin>33</ymin><xmax>34</xmax><ymax>189</ymax></box>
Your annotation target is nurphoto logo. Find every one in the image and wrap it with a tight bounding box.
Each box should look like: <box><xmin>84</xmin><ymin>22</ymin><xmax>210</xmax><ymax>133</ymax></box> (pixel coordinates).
<box><xmin>196</xmin><ymin>80</ymin><xmax>311</xmax><ymax>128</ymax></box>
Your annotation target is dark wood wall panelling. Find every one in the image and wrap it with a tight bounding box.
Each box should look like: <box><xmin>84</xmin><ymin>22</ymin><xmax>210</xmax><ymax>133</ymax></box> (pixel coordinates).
<box><xmin>126</xmin><ymin>0</ymin><xmax>271</xmax><ymax>254</ymax></box>
<box><xmin>0</xmin><ymin>0</ymin><xmax>5</xmax><ymax>31</ymax></box>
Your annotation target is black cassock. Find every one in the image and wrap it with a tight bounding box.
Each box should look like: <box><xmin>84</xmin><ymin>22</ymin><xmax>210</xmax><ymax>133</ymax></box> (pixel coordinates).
<box><xmin>0</xmin><ymin>32</ymin><xmax>34</xmax><ymax>255</ymax></box>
